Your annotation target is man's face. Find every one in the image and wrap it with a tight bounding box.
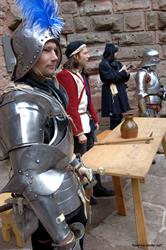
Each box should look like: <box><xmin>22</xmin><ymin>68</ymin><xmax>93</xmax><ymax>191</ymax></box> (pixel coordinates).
<box><xmin>34</xmin><ymin>41</ymin><xmax>59</xmax><ymax>77</ymax></box>
<box><xmin>75</xmin><ymin>46</ymin><xmax>89</xmax><ymax>68</ymax></box>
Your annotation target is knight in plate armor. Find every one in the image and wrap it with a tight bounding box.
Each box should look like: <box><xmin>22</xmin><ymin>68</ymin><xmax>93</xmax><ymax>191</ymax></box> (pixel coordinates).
<box><xmin>0</xmin><ymin>1</ymin><xmax>93</xmax><ymax>249</ymax></box>
<box><xmin>135</xmin><ymin>48</ymin><xmax>164</xmax><ymax>117</ymax></box>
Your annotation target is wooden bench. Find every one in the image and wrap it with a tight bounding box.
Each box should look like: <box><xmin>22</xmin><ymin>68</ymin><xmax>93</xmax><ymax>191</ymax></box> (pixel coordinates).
<box><xmin>0</xmin><ymin>193</ymin><xmax>25</xmax><ymax>248</ymax></box>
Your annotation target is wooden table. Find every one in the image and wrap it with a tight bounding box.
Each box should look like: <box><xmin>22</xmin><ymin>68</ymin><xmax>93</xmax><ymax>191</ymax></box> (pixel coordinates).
<box><xmin>82</xmin><ymin>117</ymin><xmax>166</xmax><ymax>249</ymax></box>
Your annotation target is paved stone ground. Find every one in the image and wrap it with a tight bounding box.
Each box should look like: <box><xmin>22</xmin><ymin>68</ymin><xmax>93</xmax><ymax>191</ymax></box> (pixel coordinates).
<box><xmin>0</xmin><ymin>151</ymin><xmax>165</xmax><ymax>250</ymax></box>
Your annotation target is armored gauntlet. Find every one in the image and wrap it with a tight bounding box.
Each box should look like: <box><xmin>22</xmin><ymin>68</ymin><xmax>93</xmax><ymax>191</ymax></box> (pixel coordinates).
<box><xmin>70</xmin><ymin>154</ymin><xmax>93</xmax><ymax>184</ymax></box>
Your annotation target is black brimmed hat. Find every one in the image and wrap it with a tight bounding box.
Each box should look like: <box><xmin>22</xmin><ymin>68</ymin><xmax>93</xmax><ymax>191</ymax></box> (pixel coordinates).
<box><xmin>65</xmin><ymin>40</ymin><xmax>86</xmax><ymax>58</ymax></box>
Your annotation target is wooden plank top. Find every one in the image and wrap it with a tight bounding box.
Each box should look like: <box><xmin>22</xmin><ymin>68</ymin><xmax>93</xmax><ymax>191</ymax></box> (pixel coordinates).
<box><xmin>82</xmin><ymin>117</ymin><xmax>166</xmax><ymax>179</ymax></box>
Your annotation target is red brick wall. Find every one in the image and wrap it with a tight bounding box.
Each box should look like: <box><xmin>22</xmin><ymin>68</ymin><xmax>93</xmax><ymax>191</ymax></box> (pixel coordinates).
<box><xmin>1</xmin><ymin>0</ymin><xmax>166</xmax><ymax>121</ymax></box>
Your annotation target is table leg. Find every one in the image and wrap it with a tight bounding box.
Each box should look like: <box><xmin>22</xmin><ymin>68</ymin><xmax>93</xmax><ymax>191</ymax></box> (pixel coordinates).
<box><xmin>162</xmin><ymin>135</ymin><xmax>166</xmax><ymax>157</ymax></box>
<box><xmin>131</xmin><ymin>178</ymin><xmax>148</xmax><ymax>250</ymax></box>
<box><xmin>112</xmin><ymin>176</ymin><xmax>127</xmax><ymax>216</ymax></box>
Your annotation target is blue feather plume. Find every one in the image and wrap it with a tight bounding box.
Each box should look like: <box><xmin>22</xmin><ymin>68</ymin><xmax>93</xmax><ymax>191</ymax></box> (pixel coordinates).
<box><xmin>16</xmin><ymin>0</ymin><xmax>64</xmax><ymax>37</ymax></box>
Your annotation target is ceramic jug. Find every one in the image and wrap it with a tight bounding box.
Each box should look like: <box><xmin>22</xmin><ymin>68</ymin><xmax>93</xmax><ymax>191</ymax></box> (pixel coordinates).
<box><xmin>120</xmin><ymin>114</ymin><xmax>138</xmax><ymax>139</ymax></box>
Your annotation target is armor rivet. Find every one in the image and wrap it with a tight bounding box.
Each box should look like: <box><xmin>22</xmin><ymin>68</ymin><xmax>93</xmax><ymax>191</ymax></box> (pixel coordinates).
<box><xmin>41</xmin><ymin>39</ymin><xmax>44</xmax><ymax>42</ymax></box>
<box><xmin>30</xmin><ymin>176</ymin><xmax>33</xmax><ymax>179</ymax></box>
<box><xmin>29</xmin><ymin>181</ymin><xmax>32</xmax><ymax>184</ymax></box>
<box><xmin>36</xmin><ymin>50</ymin><xmax>40</xmax><ymax>53</ymax></box>
<box><xmin>34</xmin><ymin>56</ymin><xmax>36</xmax><ymax>59</ymax></box>
<box><xmin>26</xmin><ymin>173</ymin><xmax>29</xmax><ymax>176</ymax></box>
<box><xmin>34</xmin><ymin>194</ymin><xmax>38</xmax><ymax>197</ymax></box>
<box><xmin>56</xmin><ymin>218</ymin><xmax>61</xmax><ymax>223</ymax></box>
<box><xmin>26</xmin><ymin>66</ymin><xmax>29</xmax><ymax>69</ymax></box>
<box><xmin>30</xmin><ymin>61</ymin><xmax>33</xmax><ymax>64</ymax></box>
<box><xmin>36</xmin><ymin>159</ymin><xmax>40</xmax><ymax>164</ymax></box>
<box><xmin>18</xmin><ymin>170</ymin><xmax>22</xmax><ymax>173</ymax></box>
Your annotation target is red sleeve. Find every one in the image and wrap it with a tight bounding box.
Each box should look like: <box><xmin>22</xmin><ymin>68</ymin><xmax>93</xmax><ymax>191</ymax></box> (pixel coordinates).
<box><xmin>56</xmin><ymin>70</ymin><xmax>84</xmax><ymax>135</ymax></box>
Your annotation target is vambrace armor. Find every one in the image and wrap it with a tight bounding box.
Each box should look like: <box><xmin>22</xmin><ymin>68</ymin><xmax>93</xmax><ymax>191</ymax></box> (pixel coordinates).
<box><xmin>0</xmin><ymin>86</ymin><xmax>84</xmax><ymax>245</ymax></box>
<box><xmin>53</xmin><ymin>222</ymin><xmax>85</xmax><ymax>250</ymax></box>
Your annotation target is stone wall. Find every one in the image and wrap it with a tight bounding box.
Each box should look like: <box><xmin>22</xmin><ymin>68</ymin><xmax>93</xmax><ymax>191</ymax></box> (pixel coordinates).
<box><xmin>0</xmin><ymin>0</ymin><xmax>166</xmax><ymax>121</ymax></box>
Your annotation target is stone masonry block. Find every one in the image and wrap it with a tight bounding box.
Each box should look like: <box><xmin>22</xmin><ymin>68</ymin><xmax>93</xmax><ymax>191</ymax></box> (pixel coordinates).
<box><xmin>146</xmin><ymin>12</ymin><xmax>158</xmax><ymax>30</ymax></box>
<box><xmin>67</xmin><ymin>32</ymin><xmax>112</xmax><ymax>44</ymax></box>
<box><xmin>151</xmin><ymin>0</ymin><xmax>158</xmax><ymax>10</ymax></box>
<box><xmin>4</xmin><ymin>9</ymin><xmax>20</xmax><ymax>31</ymax></box>
<box><xmin>60</xmin><ymin>52</ymin><xmax>67</xmax><ymax>66</ymax></box>
<box><xmin>160</xmin><ymin>77</ymin><xmax>166</xmax><ymax>87</ymax></box>
<box><xmin>80</xmin><ymin>1</ymin><xmax>112</xmax><ymax>16</ymax></box>
<box><xmin>92</xmin><ymin>15</ymin><xmax>115</xmax><ymax>31</ymax></box>
<box><xmin>126</xmin><ymin>75</ymin><xmax>137</xmax><ymax>92</ymax></box>
<box><xmin>86</xmin><ymin>60</ymin><xmax>100</xmax><ymax>75</ymax></box>
<box><xmin>0</xmin><ymin>26</ymin><xmax>3</xmax><ymax>35</ymax></box>
<box><xmin>74</xmin><ymin>16</ymin><xmax>90</xmax><ymax>32</ymax></box>
<box><xmin>89</xmin><ymin>45</ymin><xmax>106</xmax><ymax>60</ymax></box>
<box><xmin>89</xmin><ymin>74</ymin><xmax>102</xmax><ymax>90</ymax></box>
<box><xmin>157</xmin><ymin>60</ymin><xmax>166</xmax><ymax>77</ymax></box>
<box><xmin>152</xmin><ymin>0</ymin><xmax>166</xmax><ymax>10</ymax></box>
<box><xmin>61</xmin><ymin>1</ymin><xmax>78</xmax><ymax>14</ymax></box>
<box><xmin>117</xmin><ymin>45</ymin><xmax>162</xmax><ymax>61</ymax></box>
<box><xmin>114</xmin><ymin>0</ymin><xmax>151</xmax><ymax>12</ymax></box>
<box><xmin>0</xmin><ymin>10</ymin><xmax>5</xmax><ymax>19</ymax></box>
<box><xmin>91</xmin><ymin>93</ymin><xmax>101</xmax><ymax>112</ymax></box>
<box><xmin>7</xmin><ymin>3</ymin><xmax>19</xmax><ymax>17</ymax></box>
<box><xmin>157</xmin><ymin>31</ymin><xmax>166</xmax><ymax>44</ymax></box>
<box><xmin>124</xmin><ymin>12</ymin><xmax>144</xmax><ymax>31</ymax></box>
<box><xmin>0</xmin><ymin>1</ymin><xmax>9</xmax><ymax>11</ymax></box>
<box><xmin>112</xmin><ymin>31</ymin><xmax>155</xmax><ymax>46</ymax></box>
<box><xmin>59</xmin><ymin>35</ymin><xmax>67</xmax><ymax>48</ymax></box>
<box><xmin>111</xmin><ymin>14</ymin><xmax>124</xmax><ymax>32</ymax></box>
<box><xmin>0</xmin><ymin>44</ymin><xmax>4</xmax><ymax>57</ymax></box>
<box><xmin>158</xmin><ymin>12</ymin><xmax>166</xmax><ymax>29</ymax></box>
<box><xmin>127</xmin><ymin>90</ymin><xmax>138</xmax><ymax>112</ymax></box>
<box><xmin>162</xmin><ymin>45</ymin><xmax>166</xmax><ymax>58</ymax></box>
<box><xmin>62</xmin><ymin>14</ymin><xmax>75</xmax><ymax>34</ymax></box>
<box><xmin>158</xmin><ymin>0</ymin><xmax>166</xmax><ymax>10</ymax></box>
<box><xmin>92</xmin><ymin>14</ymin><xmax>124</xmax><ymax>32</ymax></box>
<box><xmin>0</xmin><ymin>81</ymin><xmax>9</xmax><ymax>94</ymax></box>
